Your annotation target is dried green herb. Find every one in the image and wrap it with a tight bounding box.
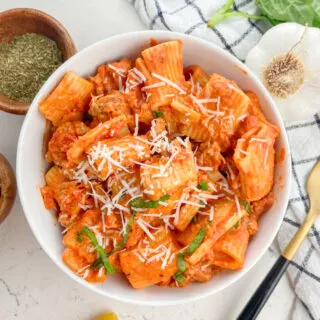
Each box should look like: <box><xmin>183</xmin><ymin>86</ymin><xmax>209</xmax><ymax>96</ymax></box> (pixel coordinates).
<box><xmin>0</xmin><ymin>33</ymin><xmax>62</xmax><ymax>103</ymax></box>
<box><xmin>188</xmin><ymin>229</ymin><xmax>207</xmax><ymax>254</ymax></box>
<box><xmin>234</xmin><ymin>221</ymin><xmax>240</xmax><ymax>229</ymax></box>
<box><xmin>153</xmin><ymin>110</ymin><xmax>164</xmax><ymax>118</ymax></box>
<box><xmin>197</xmin><ymin>180</ymin><xmax>209</xmax><ymax>191</ymax></box>
<box><xmin>240</xmin><ymin>200</ymin><xmax>253</xmax><ymax>213</ymax></box>
<box><xmin>173</xmin><ymin>271</ymin><xmax>186</xmax><ymax>283</ymax></box>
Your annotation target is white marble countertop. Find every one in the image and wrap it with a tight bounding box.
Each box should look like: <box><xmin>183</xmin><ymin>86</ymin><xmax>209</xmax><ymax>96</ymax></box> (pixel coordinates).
<box><xmin>0</xmin><ymin>1</ymin><xmax>296</xmax><ymax>319</ymax></box>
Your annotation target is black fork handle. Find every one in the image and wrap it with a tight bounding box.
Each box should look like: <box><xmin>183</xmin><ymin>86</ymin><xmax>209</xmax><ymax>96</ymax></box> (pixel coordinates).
<box><xmin>237</xmin><ymin>255</ymin><xmax>290</xmax><ymax>320</ymax></box>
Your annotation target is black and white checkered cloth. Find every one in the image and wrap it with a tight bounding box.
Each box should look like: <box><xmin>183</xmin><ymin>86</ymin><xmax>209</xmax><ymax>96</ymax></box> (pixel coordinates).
<box><xmin>129</xmin><ymin>1</ymin><xmax>320</xmax><ymax>318</ymax></box>
<box><xmin>128</xmin><ymin>0</ymin><xmax>271</xmax><ymax>61</ymax></box>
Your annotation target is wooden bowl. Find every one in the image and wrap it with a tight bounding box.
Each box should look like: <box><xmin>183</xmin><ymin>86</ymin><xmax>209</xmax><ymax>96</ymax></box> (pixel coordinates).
<box><xmin>0</xmin><ymin>8</ymin><xmax>77</xmax><ymax>115</ymax></box>
<box><xmin>0</xmin><ymin>154</ymin><xmax>16</xmax><ymax>224</ymax></box>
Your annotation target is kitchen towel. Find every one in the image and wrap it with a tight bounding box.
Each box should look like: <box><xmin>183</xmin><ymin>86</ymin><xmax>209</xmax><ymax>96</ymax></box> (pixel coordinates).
<box><xmin>128</xmin><ymin>0</ymin><xmax>271</xmax><ymax>61</ymax></box>
<box><xmin>129</xmin><ymin>1</ymin><xmax>320</xmax><ymax>319</ymax></box>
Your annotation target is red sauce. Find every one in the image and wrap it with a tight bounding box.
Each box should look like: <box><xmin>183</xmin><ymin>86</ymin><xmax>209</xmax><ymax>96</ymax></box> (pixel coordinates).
<box><xmin>277</xmin><ymin>147</ymin><xmax>286</xmax><ymax>164</ymax></box>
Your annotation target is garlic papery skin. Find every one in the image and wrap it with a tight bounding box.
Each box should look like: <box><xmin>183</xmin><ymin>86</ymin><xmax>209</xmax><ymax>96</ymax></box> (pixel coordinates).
<box><xmin>246</xmin><ymin>22</ymin><xmax>320</xmax><ymax>123</ymax></box>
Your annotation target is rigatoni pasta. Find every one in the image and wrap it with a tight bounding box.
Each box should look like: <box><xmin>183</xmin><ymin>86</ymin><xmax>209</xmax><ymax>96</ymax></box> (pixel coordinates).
<box><xmin>39</xmin><ymin>39</ymin><xmax>279</xmax><ymax>289</ymax></box>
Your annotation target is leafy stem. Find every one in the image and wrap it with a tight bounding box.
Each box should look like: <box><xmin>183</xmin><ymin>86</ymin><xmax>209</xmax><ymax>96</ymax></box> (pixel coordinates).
<box><xmin>208</xmin><ymin>0</ymin><xmax>268</xmax><ymax>28</ymax></box>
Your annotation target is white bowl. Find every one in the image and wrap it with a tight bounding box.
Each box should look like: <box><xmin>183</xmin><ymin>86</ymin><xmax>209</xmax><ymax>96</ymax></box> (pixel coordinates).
<box><xmin>17</xmin><ymin>30</ymin><xmax>291</xmax><ymax>306</ymax></box>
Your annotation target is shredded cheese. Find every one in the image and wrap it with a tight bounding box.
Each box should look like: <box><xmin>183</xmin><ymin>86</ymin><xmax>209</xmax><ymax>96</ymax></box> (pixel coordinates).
<box><xmin>239</xmin><ymin>149</ymin><xmax>249</xmax><ymax>156</ymax></box>
<box><xmin>208</xmin><ymin>182</ymin><xmax>217</xmax><ymax>192</ymax></box>
<box><xmin>250</xmin><ymin>138</ymin><xmax>267</xmax><ymax>143</ymax></box>
<box><xmin>142</xmin><ymin>82</ymin><xmax>165</xmax><ymax>91</ymax></box>
<box><xmin>234</xmin><ymin>194</ymin><xmax>241</xmax><ymax>217</ymax></box>
<box><xmin>108</xmin><ymin>64</ymin><xmax>126</xmax><ymax>77</ymax></box>
<box><xmin>136</xmin><ymin>219</ymin><xmax>156</xmax><ymax>240</ymax></box>
<box><xmin>209</xmin><ymin>206</ymin><xmax>214</xmax><ymax>221</ymax></box>
<box><xmin>152</xmin><ymin>72</ymin><xmax>186</xmax><ymax>94</ymax></box>
<box><xmin>134</xmin><ymin>113</ymin><xmax>139</xmax><ymax>137</ymax></box>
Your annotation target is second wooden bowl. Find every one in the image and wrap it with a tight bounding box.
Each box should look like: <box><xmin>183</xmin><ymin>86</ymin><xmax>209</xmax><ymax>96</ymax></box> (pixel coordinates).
<box><xmin>0</xmin><ymin>8</ymin><xmax>77</xmax><ymax>115</ymax></box>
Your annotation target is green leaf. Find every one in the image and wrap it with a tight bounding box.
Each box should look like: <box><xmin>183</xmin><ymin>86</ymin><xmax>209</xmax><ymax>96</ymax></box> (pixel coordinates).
<box><xmin>90</xmin><ymin>258</ymin><xmax>103</xmax><ymax>270</ymax></box>
<box><xmin>240</xmin><ymin>200</ymin><xmax>252</xmax><ymax>213</ymax></box>
<box><xmin>197</xmin><ymin>180</ymin><xmax>209</xmax><ymax>191</ymax></box>
<box><xmin>208</xmin><ymin>0</ymin><xmax>268</xmax><ymax>28</ymax></box>
<box><xmin>153</xmin><ymin>110</ymin><xmax>164</xmax><ymax>118</ymax></box>
<box><xmin>177</xmin><ymin>252</ymin><xmax>187</xmax><ymax>272</ymax></box>
<box><xmin>80</xmin><ymin>226</ymin><xmax>115</xmax><ymax>275</ymax></box>
<box><xmin>188</xmin><ymin>229</ymin><xmax>207</xmax><ymax>254</ymax></box>
<box><xmin>312</xmin><ymin>0</ymin><xmax>320</xmax><ymax>26</ymax></box>
<box><xmin>173</xmin><ymin>271</ymin><xmax>186</xmax><ymax>283</ymax></box>
<box><xmin>234</xmin><ymin>221</ymin><xmax>240</xmax><ymax>229</ymax></box>
<box><xmin>256</xmin><ymin>0</ymin><xmax>317</xmax><ymax>26</ymax></box>
<box><xmin>115</xmin><ymin>214</ymin><xmax>135</xmax><ymax>249</ymax></box>
<box><xmin>130</xmin><ymin>194</ymin><xmax>170</xmax><ymax>209</ymax></box>
<box><xmin>192</xmin><ymin>216</ymin><xmax>197</xmax><ymax>223</ymax></box>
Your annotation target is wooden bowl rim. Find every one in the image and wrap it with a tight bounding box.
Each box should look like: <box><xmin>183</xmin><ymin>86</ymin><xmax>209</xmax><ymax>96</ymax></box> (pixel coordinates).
<box><xmin>0</xmin><ymin>153</ymin><xmax>16</xmax><ymax>224</ymax></box>
<box><xmin>0</xmin><ymin>8</ymin><xmax>77</xmax><ymax>115</ymax></box>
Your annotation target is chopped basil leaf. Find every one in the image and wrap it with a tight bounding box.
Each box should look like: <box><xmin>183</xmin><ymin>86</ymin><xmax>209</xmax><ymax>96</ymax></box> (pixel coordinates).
<box><xmin>130</xmin><ymin>194</ymin><xmax>170</xmax><ymax>208</ymax></box>
<box><xmin>177</xmin><ymin>252</ymin><xmax>186</xmax><ymax>272</ymax></box>
<box><xmin>80</xmin><ymin>226</ymin><xmax>115</xmax><ymax>275</ymax></box>
<box><xmin>115</xmin><ymin>214</ymin><xmax>135</xmax><ymax>249</ymax></box>
<box><xmin>234</xmin><ymin>221</ymin><xmax>240</xmax><ymax>229</ymax></box>
<box><xmin>240</xmin><ymin>200</ymin><xmax>252</xmax><ymax>213</ymax></box>
<box><xmin>91</xmin><ymin>258</ymin><xmax>103</xmax><ymax>270</ymax></box>
<box><xmin>188</xmin><ymin>229</ymin><xmax>207</xmax><ymax>254</ymax></box>
<box><xmin>197</xmin><ymin>180</ymin><xmax>209</xmax><ymax>191</ymax></box>
<box><xmin>173</xmin><ymin>271</ymin><xmax>185</xmax><ymax>283</ymax></box>
<box><xmin>153</xmin><ymin>110</ymin><xmax>164</xmax><ymax>118</ymax></box>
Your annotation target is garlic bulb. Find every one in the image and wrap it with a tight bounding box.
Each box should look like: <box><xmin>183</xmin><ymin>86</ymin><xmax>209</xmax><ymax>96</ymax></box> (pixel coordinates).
<box><xmin>246</xmin><ymin>23</ymin><xmax>320</xmax><ymax>123</ymax></box>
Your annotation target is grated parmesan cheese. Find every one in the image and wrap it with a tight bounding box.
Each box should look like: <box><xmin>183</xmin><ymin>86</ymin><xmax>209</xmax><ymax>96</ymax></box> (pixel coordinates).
<box><xmin>234</xmin><ymin>194</ymin><xmax>241</xmax><ymax>217</ymax></box>
<box><xmin>152</xmin><ymin>72</ymin><xmax>186</xmax><ymax>94</ymax></box>
<box><xmin>134</xmin><ymin>113</ymin><xmax>139</xmax><ymax>136</ymax></box>
<box><xmin>142</xmin><ymin>82</ymin><xmax>165</xmax><ymax>91</ymax></box>
<box><xmin>108</xmin><ymin>64</ymin><xmax>126</xmax><ymax>77</ymax></box>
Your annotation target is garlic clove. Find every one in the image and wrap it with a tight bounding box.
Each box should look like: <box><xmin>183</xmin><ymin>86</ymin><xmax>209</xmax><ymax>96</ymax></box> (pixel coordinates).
<box><xmin>246</xmin><ymin>22</ymin><xmax>320</xmax><ymax>123</ymax></box>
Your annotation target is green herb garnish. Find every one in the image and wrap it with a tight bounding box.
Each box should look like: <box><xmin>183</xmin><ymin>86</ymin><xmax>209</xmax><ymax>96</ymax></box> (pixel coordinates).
<box><xmin>79</xmin><ymin>226</ymin><xmax>115</xmax><ymax>275</ymax></box>
<box><xmin>115</xmin><ymin>214</ymin><xmax>135</xmax><ymax>250</ymax></box>
<box><xmin>234</xmin><ymin>221</ymin><xmax>240</xmax><ymax>229</ymax></box>
<box><xmin>207</xmin><ymin>0</ymin><xmax>268</xmax><ymax>28</ymax></box>
<box><xmin>175</xmin><ymin>228</ymin><xmax>207</xmax><ymax>279</ymax></box>
<box><xmin>192</xmin><ymin>216</ymin><xmax>197</xmax><ymax>223</ymax></box>
<box><xmin>197</xmin><ymin>180</ymin><xmax>209</xmax><ymax>191</ymax></box>
<box><xmin>177</xmin><ymin>252</ymin><xmax>187</xmax><ymax>273</ymax></box>
<box><xmin>240</xmin><ymin>200</ymin><xmax>252</xmax><ymax>213</ymax></box>
<box><xmin>130</xmin><ymin>194</ymin><xmax>170</xmax><ymax>209</ymax></box>
<box><xmin>173</xmin><ymin>271</ymin><xmax>186</xmax><ymax>283</ymax></box>
<box><xmin>153</xmin><ymin>110</ymin><xmax>164</xmax><ymax>118</ymax></box>
<box><xmin>91</xmin><ymin>258</ymin><xmax>103</xmax><ymax>270</ymax></box>
<box><xmin>188</xmin><ymin>229</ymin><xmax>207</xmax><ymax>254</ymax></box>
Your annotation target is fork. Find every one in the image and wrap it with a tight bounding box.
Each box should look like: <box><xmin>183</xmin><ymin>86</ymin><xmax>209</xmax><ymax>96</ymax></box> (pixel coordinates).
<box><xmin>238</xmin><ymin>161</ymin><xmax>320</xmax><ymax>320</ymax></box>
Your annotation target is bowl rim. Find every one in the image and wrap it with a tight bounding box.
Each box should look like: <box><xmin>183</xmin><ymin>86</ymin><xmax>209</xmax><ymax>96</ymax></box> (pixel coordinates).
<box><xmin>0</xmin><ymin>8</ymin><xmax>77</xmax><ymax>115</ymax></box>
<box><xmin>17</xmin><ymin>30</ymin><xmax>292</xmax><ymax>306</ymax></box>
